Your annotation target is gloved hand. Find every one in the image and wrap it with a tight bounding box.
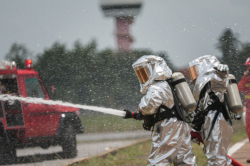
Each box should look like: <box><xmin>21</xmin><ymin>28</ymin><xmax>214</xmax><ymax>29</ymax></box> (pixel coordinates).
<box><xmin>134</xmin><ymin>111</ymin><xmax>143</xmax><ymax>120</ymax></box>
<box><xmin>214</xmin><ymin>64</ymin><xmax>229</xmax><ymax>72</ymax></box>
<box><xmin>123</xmin><ymin>109</ymin><xmax>132</xmax><ymax>119</ymax></box>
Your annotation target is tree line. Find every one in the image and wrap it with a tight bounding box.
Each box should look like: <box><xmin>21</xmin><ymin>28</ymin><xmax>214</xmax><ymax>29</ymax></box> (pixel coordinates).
<box><xmin>5</xmin><ymin>40</ymin><xmax>174</xmax><ymax>110</ymax></box>
<box><xmin>5</xmin><ymin>28</ymin><xmax>250</xmax><ymax>110</ymax></box>
<box><xmin>217</xmin><ymin>28</ymin><xmax>250</xmax><ymax>81</ymax></box>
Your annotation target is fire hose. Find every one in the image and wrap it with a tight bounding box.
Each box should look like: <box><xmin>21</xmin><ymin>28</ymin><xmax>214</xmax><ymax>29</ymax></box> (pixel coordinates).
<box><xmin>0</xmin><ymin>94</ymin><xmax>243</xmax><ymax>165</ymax></box>
<box><xmin>124</xmin><ymin>110</ymin><xmax>243</xmax><ymax>166</ymax></box>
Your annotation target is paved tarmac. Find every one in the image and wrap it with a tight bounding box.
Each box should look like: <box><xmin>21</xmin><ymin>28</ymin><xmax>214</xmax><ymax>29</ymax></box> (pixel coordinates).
<box><xmin>7</xmin><ymin>130</ymin><xmax>250</xmax><ymax>166</ymax></box>
<box><xmin>231</xmin><ymin>138</ymin><xmax>250</xmax><ymax>165</ymax></box>
<box><xmin>7</xmin><ymin>130</ymin><xmax>151</xmax><ymax>166</ymax></box>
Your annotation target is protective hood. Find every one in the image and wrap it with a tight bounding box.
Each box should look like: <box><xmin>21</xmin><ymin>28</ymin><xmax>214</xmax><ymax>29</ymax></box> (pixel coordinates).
<box><xmin>132</xmin><ymin>55</ymin><xmax>172</xmax><ymax>94</ymax></box>
<box><xmin>189</xmin><ymin>55</ymin><xmax>229</xmax><ymax>100</ymax></box>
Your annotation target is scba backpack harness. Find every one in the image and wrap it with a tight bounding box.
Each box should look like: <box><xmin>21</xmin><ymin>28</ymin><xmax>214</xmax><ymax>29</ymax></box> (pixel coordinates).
<box><xmin>142</xmin><ymin>78</ymin><xmax>191</xmax><ymax>131</ymax></box>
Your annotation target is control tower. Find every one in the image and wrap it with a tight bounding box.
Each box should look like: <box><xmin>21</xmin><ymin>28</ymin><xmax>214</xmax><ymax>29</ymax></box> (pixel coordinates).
<box><xmin>100</xmin><ymin>0</ymin><xmax>142</xmax><ymax>51</ymax></box>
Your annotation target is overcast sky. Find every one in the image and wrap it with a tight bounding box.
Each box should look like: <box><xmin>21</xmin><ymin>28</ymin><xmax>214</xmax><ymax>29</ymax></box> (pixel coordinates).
<box><xmin>1</xmin><ymin>0</ymin><xmax>250</xmax><ymax>67</ymax></box>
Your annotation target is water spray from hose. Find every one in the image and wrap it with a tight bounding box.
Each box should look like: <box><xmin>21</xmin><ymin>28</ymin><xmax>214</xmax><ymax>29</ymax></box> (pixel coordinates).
<box><xmin>0</xmin><ymin>94</ymin><xmax>126</xmax><ymax>117</ymax></box>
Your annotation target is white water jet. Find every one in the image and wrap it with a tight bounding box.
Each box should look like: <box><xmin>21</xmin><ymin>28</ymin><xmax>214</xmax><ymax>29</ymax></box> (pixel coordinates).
<box><xmin>0</xmin><ymin>94</ymin><xmax>126</xmax><ymax>117</ymax></box>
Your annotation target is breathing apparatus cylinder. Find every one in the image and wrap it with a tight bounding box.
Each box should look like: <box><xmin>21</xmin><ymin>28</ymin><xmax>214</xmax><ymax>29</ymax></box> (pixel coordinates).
<box><xmin>171</xmin><ymin>72</ymin><xmax>196</xmax><ymax>112</ymax></box>
<box><xmin>225</xmin><ymin>74</ymin><xmax>243</xmax><ymax>113</ymax></box>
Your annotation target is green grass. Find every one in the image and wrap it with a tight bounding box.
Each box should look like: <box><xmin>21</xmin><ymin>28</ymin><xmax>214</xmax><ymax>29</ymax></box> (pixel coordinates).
<box><xmin>76</xmin><ymin>140</ymin><xmax>151</xmax><ymax>166</ymax></box>
<box><xmin>192</xmin><ymin>144</ymin><xmax>207</xmax><ymax>166</ymax></box>
<box><xmin>80</xmin><ymin>113</ymin><xmax>143</xmax><ymax>133</ymax></box>
<box><xmin>76</xmin><ymin>117</ymin><xmax>248</xmax><ymax>166</ymax></box>
<box><xmin>231</xmin><ymin>119</ymin><xmax>248</xmax><ymax>144</ymax></box>
<box><xmin>76</xmin><ymin>140</ymin><xmax>206</xmax><ymax>166</ymax></box>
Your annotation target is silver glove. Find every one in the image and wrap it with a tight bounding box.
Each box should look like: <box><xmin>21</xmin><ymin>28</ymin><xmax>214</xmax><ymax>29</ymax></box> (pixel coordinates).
<box><xmin>214</xmin><ymin>64</ymin><xmax>229</xmax><ymax>72</ymax></box>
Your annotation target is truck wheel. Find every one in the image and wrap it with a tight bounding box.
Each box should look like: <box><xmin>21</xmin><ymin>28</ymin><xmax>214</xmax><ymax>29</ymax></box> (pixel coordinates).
<box><xmin>0</xmin><ymin>140</ymin><xmax>16</xmax><ymax>164</ymax></box>
<box><xmin>61</xmin><ymin>124</ymin><xmax>77</xmax><ymax>158</ymax></box>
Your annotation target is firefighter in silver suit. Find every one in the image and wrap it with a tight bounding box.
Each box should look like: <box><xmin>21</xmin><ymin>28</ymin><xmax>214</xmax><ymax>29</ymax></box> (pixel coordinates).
<box><xmin>132</xmin><ymin>55</ymin><xmax>197</xmax><ymax>166</ymax></box>
<box><xmin>188</xmin><ymin>55</ymin><xmax>233</xmax><ymax>166</ymax></box>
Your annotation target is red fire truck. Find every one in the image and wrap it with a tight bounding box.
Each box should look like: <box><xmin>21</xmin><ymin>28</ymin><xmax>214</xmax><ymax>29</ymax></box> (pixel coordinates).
<box><xmin>0</xmin><ymin>60</ymin><xmax>84</xmax><ymax>164</ymax></box>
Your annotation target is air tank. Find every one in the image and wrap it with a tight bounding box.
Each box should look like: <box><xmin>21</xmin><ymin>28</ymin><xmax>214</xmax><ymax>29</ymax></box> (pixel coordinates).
<box><xmin>171</xmin><ymin>72</ymin><xmax>196</xmax><ymax>112</ymax></box>
<box><xmin>225</xmin><ymin>74</ymin><xmax>243</xmax><ymax>113</ymax></box>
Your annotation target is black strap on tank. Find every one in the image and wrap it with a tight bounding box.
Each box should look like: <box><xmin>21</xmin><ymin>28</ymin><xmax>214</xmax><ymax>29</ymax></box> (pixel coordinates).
<box><xmin>188</xmin><ymin>82</ymin><xmax>210</xmax><ymax>132</ymax></box>
<box><xmin>154</xmin><ymin>78</ymin><xmax>191</xmax><ymax>123</ymax></box>
<box><xmin>171</xmin><ymin>78</ymin><xmax>186</xmax><ymax>87</ymax></box>
<box><xmin>193</xmin><ymin>82</ymin><xmax>224</xmax><ymax>139</ymax></box>
<box><xmin>206</xmin><ymin>102</ymin><xmax>221</xmax><ymax>140</ymax></box>
<box><xmin>155</xmin><ymin>78</ymin><xmax>186</xmax><ymax>86</ymax></box>
<box><xmin>155</xmin><ymin>105</ymin><xmax>182</xmax><ymax>122</ymax></box>
<box><xmin>199</xmin><ymin>82</ymin><xmax>210</xmax><ymax>101</ymax></box>
<box><xmin>229</xmin><ymin>79</ymin><xmax>237</xmax><ymax>84</ymax></box>
<box><xmin>199</xmin><ymin>83</ymin><xmax>232</xmax><ymax>140</ymax></box>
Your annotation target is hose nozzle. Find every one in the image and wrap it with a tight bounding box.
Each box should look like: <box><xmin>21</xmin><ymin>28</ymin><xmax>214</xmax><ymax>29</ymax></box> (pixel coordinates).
<box><xmin>123</xmin><ymin>109</ymin><xmax>143</xmax><ymax>120</ymax></box>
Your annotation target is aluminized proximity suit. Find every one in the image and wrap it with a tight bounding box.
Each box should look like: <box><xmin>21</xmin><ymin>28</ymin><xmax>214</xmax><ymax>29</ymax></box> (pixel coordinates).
<box><xmin>189</xmin><ymin>55</ymin><xmax>233</xmax><ymax>166</ymax></box>
<box><xmin>133</xmin><ymin>55</ymin><xmax>197</xmax><ymax>166</ymax></box>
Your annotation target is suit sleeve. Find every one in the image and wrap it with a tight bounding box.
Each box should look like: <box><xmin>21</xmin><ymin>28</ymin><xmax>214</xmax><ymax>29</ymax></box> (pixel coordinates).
<box><xmin>238</xmin><ymin>76</ymin><xmax>248</xmax><ymax>92</ymax></box>
<box><xmin>138</xmin><ymin>86</ymin><xmax>162</xmax><ymax>115</ymax></box>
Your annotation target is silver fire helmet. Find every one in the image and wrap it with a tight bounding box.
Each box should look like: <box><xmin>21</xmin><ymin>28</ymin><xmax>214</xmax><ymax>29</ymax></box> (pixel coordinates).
<box><xmin>188</xmin><ymin>55</ymin><xmax>220</xmax><ymax>84</ymax></box>
<box><xmin>188</xmin><ymin>55</ymin><xmax>229</xmax><ymax>101</ymax></box>
<box><xmin>132</xmin><ymin>55</ymin><xmax>172</xmax><ymax>94</ymax></box>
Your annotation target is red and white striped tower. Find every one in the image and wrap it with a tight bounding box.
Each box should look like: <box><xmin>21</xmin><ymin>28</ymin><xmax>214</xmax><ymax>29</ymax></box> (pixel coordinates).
<box><xmin>100</xmin><ymin>0</ymin><xmax>142</xmax><ymax>52</ymax></box>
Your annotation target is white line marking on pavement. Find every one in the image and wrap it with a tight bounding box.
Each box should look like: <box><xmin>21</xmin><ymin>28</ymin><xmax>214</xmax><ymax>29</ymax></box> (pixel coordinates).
<box><xmin>228</xmin><ymin>138</ymin><xmax>249</xmax><ymax>156</ymax></box>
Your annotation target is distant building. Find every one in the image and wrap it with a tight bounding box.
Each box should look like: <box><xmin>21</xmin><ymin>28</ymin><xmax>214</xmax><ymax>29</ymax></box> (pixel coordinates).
<box><xmin>100</xmin><ymin>0</ymin><xmax>142</xmax><ymax>51</ymax></box>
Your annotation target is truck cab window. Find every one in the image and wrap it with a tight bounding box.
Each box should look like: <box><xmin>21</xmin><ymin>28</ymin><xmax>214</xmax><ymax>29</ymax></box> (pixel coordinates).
<box><xmin>0</xmin><ymin>78</ymin><xmax>23</xmax><ymax>126</ymax></box>
<box><xmin>0</xmin><ymin>78</ymin><xmax>19</xmax><ymax>95</ymax></box>
<box><xmin>25</xmin><ymin>78</ymin><xmax>45</xmax><ymax>99</ymax></box>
